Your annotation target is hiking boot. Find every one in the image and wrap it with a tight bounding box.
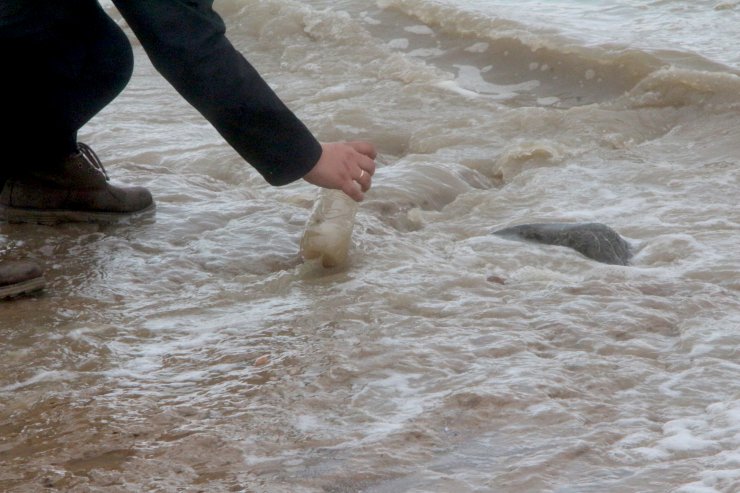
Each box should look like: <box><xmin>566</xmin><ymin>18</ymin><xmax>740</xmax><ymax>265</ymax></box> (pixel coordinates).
<box><xmin>0</xmin><ymin>143</ymin><xmax>155</xmax><ymax>224</ymax></box>
<box><xmin>0</xmin><ymin>260</ymin><xmax>45</xmax><ymax>300</ymax></box>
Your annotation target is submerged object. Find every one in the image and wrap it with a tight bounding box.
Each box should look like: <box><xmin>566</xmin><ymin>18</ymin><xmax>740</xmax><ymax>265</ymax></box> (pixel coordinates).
<box><xmin>301</xmin><ymin>189</ymin><xmax>358</xmax><ymax>268</ymax></box>
<box><xmin>493</xmin><ymin>222</ymin><xmax>632</xmax><ymax>265</ymax></box>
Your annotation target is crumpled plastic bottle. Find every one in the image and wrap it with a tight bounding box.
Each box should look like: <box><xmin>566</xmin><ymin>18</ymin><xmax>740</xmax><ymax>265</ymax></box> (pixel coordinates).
<box><xmin>300</xmin><ymin>189</ymin><xmax>358</xmax><ymax>268</ymax></box>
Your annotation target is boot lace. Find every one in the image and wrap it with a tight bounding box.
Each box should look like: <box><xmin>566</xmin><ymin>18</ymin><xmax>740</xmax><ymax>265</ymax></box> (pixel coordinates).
<box><xmin>77</xmin><ymin>143</ymin><xmax>109</xmax><ymax>181</ymax></box>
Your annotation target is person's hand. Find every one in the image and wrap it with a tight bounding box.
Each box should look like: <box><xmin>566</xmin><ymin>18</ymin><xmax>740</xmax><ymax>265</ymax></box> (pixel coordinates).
<box><xmin>303</xmin><ymin>141</ymin><xmax>376</xmax><ymax>202</ymax></box>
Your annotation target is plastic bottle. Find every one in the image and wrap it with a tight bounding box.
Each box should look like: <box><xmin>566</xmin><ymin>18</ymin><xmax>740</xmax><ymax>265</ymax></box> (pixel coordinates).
<box><xmin>300</xmin><ymin>189</ymin><xmax>358</xmax><ymax>268</ymax></box>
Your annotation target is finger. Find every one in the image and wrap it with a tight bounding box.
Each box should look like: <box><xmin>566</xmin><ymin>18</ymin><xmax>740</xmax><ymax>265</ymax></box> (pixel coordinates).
<box><xmin>362</xmin><ymin>153</ymin><xmax>377</xmax><ymax>176</ymax></box>
<box><xmin>342</xmin><ymin>180</ymin><xmax>364</xmax><ymax>202</ymax></box>
<box><xmin>345</xmin><ymin>149</ymin><xmax>375</xmax><ymax>185</ymax></box>
<box><xmin>347</xmin><ymin>141</ymin><xmax>377</xmax><ymax>160</ymax></box>
<box><xmin>354</xmin><ymin>168</ymin><xmax>372</xmax><ymax>192</ymax></box>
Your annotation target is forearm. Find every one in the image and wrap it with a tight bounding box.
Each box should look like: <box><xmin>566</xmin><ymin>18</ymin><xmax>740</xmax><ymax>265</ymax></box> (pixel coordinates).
<box><xmin>112</xmin><ymin>0</ymin><xmax>321</xmax><ymax>185</ymax></box>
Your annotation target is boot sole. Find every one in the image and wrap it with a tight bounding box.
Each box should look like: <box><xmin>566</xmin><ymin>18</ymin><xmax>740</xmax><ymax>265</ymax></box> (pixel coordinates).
<box><xmin>0</xmin><ymin>203</ymin><xmax>156</xmax><ymax>225</ymax></box>
<box><xmin>0</xmin><ymin>276</ymin><xmax>46</xmax><ymax>300</ymax></box>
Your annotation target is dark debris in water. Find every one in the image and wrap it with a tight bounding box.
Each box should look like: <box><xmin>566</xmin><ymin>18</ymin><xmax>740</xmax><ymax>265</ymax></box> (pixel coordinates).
<box><xmin>493</xmin><ymin>222</ymin><xmax>632</xmax><ymax>266</ymax></box>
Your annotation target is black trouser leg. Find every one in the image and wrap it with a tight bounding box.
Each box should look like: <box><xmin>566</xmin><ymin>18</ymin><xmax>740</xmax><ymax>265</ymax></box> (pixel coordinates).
<box><xmin>0</xmin><ymin>0</ymin><xmax>133</xmax><ymax>179</ymax></box>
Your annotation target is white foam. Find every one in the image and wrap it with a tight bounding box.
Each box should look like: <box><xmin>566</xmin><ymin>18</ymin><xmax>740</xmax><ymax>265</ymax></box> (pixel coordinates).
<box><xmin>464</xmin><ymin>42</ymin><xmax>489</xmax><ymax>53</ymax></box>
<box><xmin>453</xmin><ymin>64</ymin><xmax>540</xmax><ymax>99</ymax></box>
<box><xmin>360</xmin><ymin>11</ymin><xmax>382</xmax><ymax>25</ymax></box>
<box><xmin>634</xmin><ymin>446</ymin><xmax>671</xmax><ymax>461</ymax></box>
<box><xmin>658</xmin><ymin>429</ymin><xmax>715</xmax><ymax>452</ymax></box>
<box><xmin>404</xmin><ymin>24</ymin><xmax>435</xmax><ymax>35</ymax></box>
<box><xmin>408</xmin><ymin>47</ymin><xmax>446</xmax><ymax>57</ymax></box>
<box><xmin>537</xmin><ymin>96</ymin><xmax>561</xmax><ymax>106</ymax></box>
<box><xmin>0</xmin><ymin>370</ymin><xmax>78</xmax><ymax>392</ymax></box>
<box><xmin>434</xmin><ymin>80</ymin><xmax>482</xmax><ymax>98</ymax></box>
<box><xmin>388</xmin><ymin>38</ymin><xmax>410</xmax><ymax>49</ymax></box>
<box><xmin>676</xmin><ymin>485</ymin><xmax>722</xmax><ymax>493</ymax></box>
